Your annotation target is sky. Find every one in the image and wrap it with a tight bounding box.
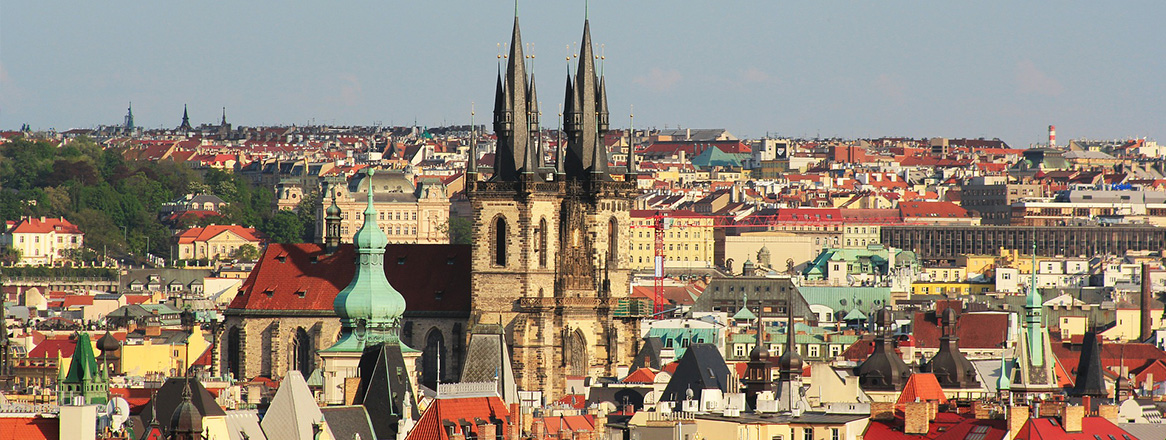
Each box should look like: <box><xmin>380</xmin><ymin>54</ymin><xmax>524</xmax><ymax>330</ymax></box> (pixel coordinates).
<box><xmin>2</xmin><ymin>1</ymin><xmax>1163</xmax><ymax>147</ymax></box>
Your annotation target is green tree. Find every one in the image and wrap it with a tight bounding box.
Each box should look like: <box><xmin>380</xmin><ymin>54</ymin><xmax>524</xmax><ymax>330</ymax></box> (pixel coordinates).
<box><xmin>232</xmin><ymin>244</ymin><xmax>260</xmax><ymax>261</ymax></box>
<box><xmin>447</xmin><ymin>216</ymin><xmax>473</xmax><ymax>245</ymax></box>
<box><xmin>262</xmin><ymin>209</ymin><xmax>304</xmax><ymax>244</ymax></box>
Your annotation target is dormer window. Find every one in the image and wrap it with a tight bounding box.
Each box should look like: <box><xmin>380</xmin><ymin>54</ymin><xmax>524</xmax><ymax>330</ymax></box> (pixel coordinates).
<box><xmin>264</xmin><ymin>289</ymin><xmax>274</xmax><ymax>297</ymax></box>
<box><xmin>295</xmin><ymin>290</ymin><xmax>306</xmax><ymax>298</ymax></box>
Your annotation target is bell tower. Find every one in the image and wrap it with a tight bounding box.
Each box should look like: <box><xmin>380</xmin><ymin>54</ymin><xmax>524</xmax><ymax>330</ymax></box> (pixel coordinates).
<box><xmin>468</xmin><ymin>11</ymin><xmax>637</xmax><ymax>398</ymax></box>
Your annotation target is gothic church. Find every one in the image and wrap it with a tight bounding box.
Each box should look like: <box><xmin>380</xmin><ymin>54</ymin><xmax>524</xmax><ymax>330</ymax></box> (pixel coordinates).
<box><xmin>467</xmin><ymin>14</ymin><xmax>639</xmax><ymax>396</ymax></box>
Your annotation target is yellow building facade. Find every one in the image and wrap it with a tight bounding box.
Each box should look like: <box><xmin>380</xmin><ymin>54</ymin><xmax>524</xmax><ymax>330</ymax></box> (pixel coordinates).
<box><xmin>629</xmin><ymin>210</ymin><xmax>716</xmax><ymax>270</ymax></box>
<box><xmin>911</xmin><ymin>282</ymin><xmax>993</xmax><ymax>296</ymax></box>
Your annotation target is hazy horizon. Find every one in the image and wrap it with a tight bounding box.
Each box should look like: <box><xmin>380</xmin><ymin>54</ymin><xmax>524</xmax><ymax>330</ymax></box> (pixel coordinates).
<box><xmin>2</xmin><ymin>1</ymin><xmax>1163</xmax><ymax>147</ymax></box>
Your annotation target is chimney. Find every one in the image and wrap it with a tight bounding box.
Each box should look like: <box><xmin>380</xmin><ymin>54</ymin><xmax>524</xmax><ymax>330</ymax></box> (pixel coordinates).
<box><xmin>1141</xmin><ymin>263</ymin><xmax>1152</xmax><ymax>341</ymax></box>
<box><xmin>1008</xmin><ymin>405</ymin><xmax>1030</xmax><ymax>439</ymax></box>
<box><xmin>1098</xmin><ymin>405</ymin><xmax>1119</xmax><ymax>422</ymax></box>
<box><xmin>686</xmin><ymin>128</ymin><xmax>691</xmax><ymax>141</ymax></box>
<box><xmin>904</xmin><ymin>402</ymin><xmax>930</xmax><ymax>435</ymax></box>
<box><xmin>509</xmin><ymin>403</ymin><xmax>522</xmax><ymax>440</ymax></box>
<box><xmin>1061</xmin><ymin>405</ymin><xmax>1085</xmax><ymax>433</ymax></box>
<box><xmin>1082</xmin><ymin>396</ymin><xmax>1092</xmax><ymax>415</ymax></box>
<box><xmin>1049</xmin><ymin>125</ymin><xmax>1056</xmax><ymax>147</ymax></box>
<box><xmin>870</xmin><ymin>401</ymin><xmax>894</xmax><ymax>421</ymax></box>
<box><xmin>531</xmin><ymin>419</ymin><xmax>545</xmax><ymax>439</ymax></box>
<box><xmin>477</xmin><ymin>422</ymin><xmax>496</xmax><ymax>440</ymax></box>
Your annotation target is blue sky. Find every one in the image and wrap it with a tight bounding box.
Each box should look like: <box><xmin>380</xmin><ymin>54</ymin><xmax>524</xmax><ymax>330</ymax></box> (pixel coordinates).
<box><xmin>2</xmin><ymin>1</ymin><xmax>1163</xmax><ymax>146</ymax></box>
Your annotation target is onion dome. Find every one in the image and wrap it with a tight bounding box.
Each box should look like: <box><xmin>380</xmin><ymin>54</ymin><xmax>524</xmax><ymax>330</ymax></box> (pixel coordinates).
<box><xmin>169</xmin><ymin>380</ymin><xmax>202</xmax><ymax>436</ymax></box>
<box><xmin>97</xmin><ymin>331</ymin><xmax>120</xmax><ymax>353</ymax></box>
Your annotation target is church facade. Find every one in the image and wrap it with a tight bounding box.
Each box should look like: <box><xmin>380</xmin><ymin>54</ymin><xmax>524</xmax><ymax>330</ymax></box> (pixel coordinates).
<box><xmin>467</xmin><ymin>16</ymin><xmax>641</xmax><ymax>397</ymax></box>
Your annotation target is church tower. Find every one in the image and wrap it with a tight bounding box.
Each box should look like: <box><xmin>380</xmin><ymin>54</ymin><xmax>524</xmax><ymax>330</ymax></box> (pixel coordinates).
<box><xmin>468</xmin><ymin>12</ymin><xmax>637</xmax><ymax>398</ymax></box>
<box><xmin>1008</xmin><ymin>243</ymin><xmax>1060</xmax><ymax>400</ymax></box>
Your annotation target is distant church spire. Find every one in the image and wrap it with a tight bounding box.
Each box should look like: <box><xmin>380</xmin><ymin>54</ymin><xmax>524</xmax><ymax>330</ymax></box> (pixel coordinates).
<box><xmin>124</xmin><ymin>102</ymin><xmax>135</xmax><ymax>131</ymax></box>
<box><xmin>221</xmin><ymin>107</ymin><xmax>228</xmax><ymax>126</ymax></box>
<box><xmin>178</xmin><ymin>104</ymin><xmax>192</xmax><ymax>131</ymax></box>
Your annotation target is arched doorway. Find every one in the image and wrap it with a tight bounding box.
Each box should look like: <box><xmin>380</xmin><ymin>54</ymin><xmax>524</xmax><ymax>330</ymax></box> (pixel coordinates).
<box><xmin>564</xmin><ymin>329</ymin><xmax>588</xmax><ymax>376</ymax></box>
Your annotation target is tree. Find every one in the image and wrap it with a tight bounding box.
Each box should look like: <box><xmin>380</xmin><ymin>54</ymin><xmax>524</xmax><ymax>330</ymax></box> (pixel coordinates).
<box><xmin>446</xmin><ymin>216</ymin><xmax>473</xmax><ymax>245</ymax></box>
<box><xmin>262</xmin><ymin>209</ymin><xmax>304</xmax><ymax>244</ymax></box>
<box><xmin>232</xmin><ymin>244</ymin><xmax>260</xmax><ymax>261</ymax></box>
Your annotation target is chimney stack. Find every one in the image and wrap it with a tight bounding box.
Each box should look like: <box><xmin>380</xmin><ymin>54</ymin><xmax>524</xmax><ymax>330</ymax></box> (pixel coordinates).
<box><xmin>1061</xmin><ymin>405</ymin><xmax>1084</xmax><ymax>433</ymax></box>
<box><xmin>905</xmin><ymin>402</ymin><xmax>931</xmax><ymax>435</ymax></box>
<box><xmin>1049</xmin><ymin>125</ymin><xmax>1056</xmax><ymax>147</ymax></box>
<box><xmin>1008</xmin><ymin>405</ymin><xmax>1030</xmax><ymax>439</ymax></box>
<box><xmin>1141</xmin><ymin>263</ymin><xmax>1152</xmax><ymax>342</ymax></box>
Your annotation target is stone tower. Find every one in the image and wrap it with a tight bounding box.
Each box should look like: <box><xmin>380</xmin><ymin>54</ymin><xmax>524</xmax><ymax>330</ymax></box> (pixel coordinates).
<box><xmin>468</xmin><ymin>13</ymin><xmax>637</xmax><ymax>398</ymax></box>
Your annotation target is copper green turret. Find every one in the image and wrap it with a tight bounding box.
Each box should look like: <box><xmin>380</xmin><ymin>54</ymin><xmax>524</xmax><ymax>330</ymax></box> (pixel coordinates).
<box><xmin>325</xmin><ymin>169</ymin><xmax>408</xmax><ymax>352</ymax></box>
<box><xmin>1024</xmin><ymin>240</ymin><xmax>1044</xmax><ymax>367</ymax></box>
<box><xmin>58</xmin><ymin>332</ymin><xmax>109</xmax><ymax>404</ymax></box>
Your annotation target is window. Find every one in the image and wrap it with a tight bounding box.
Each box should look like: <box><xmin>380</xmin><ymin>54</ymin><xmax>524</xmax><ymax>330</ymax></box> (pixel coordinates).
<box><xmin>808</xmin><ymin>345</ymin><xmax>820</xmax><ymax>358</ymax></box>
<box><xmin>804</xmin><ymin>428</ymin><xmax>813</xmax><ymax>440</ymax></box>
<box><xmin>831</xmin><ymin>428</ymin><xmax>839</xmax><ymax>440</ymax></box>
<box><xmin>494</xmin><ymin>217</ymin><xmax>507</xmax><ymax>266</ymax></box>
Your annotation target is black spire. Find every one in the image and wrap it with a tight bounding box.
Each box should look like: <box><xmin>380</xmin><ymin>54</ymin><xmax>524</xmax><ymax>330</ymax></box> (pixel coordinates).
<box><xmin>1069</xmin><ymin>327</ymin><xmax>1108</xmax><ymax>398</ymax></box>
<box><xmin>778</xmin><ymin>296</ymin><xmax>803</xmax><ymax>381</ymax></box>
<box><xmin>178</xmin><ymin>104</ymin><xmax>192</xmax><ymax>131</ymax></box>
<box><xmin>490</xmin><ymin>17</ymin><xmax>534</xmax><ymax>182</ymax></box>
<box><xmin>124</xmin><ymin>102</ymin><xmax>135</xmax><ymax>131</ymax></box>
<box><xmin>563</xmin><ymin>19</ymin><xmax>611</xmax><ymax>181</ymax></box>
<box><xmin>220</xmin><ymin>107</ymin><xmax>228</xmax><ymax>126</ymax></box>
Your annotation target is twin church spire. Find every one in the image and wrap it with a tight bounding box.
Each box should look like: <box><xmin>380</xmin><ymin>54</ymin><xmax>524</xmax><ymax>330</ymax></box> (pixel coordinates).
<box><xmin>492</xmin><ymin>12</ymin><xmax>611</xmax><ymax>182</ymax></box>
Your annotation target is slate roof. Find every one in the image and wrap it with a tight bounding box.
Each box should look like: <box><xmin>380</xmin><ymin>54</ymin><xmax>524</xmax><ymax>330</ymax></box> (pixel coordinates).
<box><xmin>659</xmin><ymin>343</ymin><xmax>731</xmax><ymax>403</ymax></box>
<box><xmin>320</xmin><ymin>406</ymin><xmax>376</xmax><ymax>440</ymax></box>
<box><xmin>228</xmin><ymin>243</ymin><xmax>471</xmax><ymax>315</ymax></box>
<box><xmin>261</xmin><ymin>371</ymin><xmax>323</xmax><ymax>440</ymax></box>
<box><xmin>459</xmin><ymin>330</ymin><xmax>518</xmax><ymax>403</ymax></box>
<box><xmin>630</xmin><ymin>337</ymin><xmax>665</xmax><ymax>371</ymax></box>
<box><xmin>224</xmin><ymin>410</ymin><xmax>266</xmax><ymax>440</ymax></box>
<box><xmin>132</xmin><ymin>378</ymin><xmax>225</xmax><ymax>440</ymax></box>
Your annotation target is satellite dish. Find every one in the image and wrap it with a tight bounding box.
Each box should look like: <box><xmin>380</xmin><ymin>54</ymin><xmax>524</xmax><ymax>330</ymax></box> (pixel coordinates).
<box><xmin>107</xmin><ymin>397</ymin><xmax>130</xmax><ymax>431</ymax></box>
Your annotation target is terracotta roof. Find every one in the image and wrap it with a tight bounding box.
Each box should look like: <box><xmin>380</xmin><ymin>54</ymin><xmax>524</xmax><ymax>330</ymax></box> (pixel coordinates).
<box><xmin>895</xmin><ymin>373</ymin><xmax>948</xmax><ymax>408</ymax></box>
<box><xmin>555</xmin><ymin>394</ymin><xmax>587</xmax><ymax>409</ymax></box>
<box><xmin>622</xmin><ymin>368</ymin><xmax>657</xmax><ymax>384</ymax></box>
<box><xmin>912</xmin><ymin>311</ymin><xmax>1008</xmax><ymax>349</ymax></box>
<box><xmin>537</xmin><ymin>414</ymin><xmax>595</xmax><ymax>436</ymax></box>
<box><xmin>0</xmin><ymin>417</ymin><xmax>59</xmax><ymax>440</ymax></box>
<box><xmin>900</xmin><ymin>201</ymin><xmax>972</xmax><ymax>219</ymax></box>
<box><xmin>176</xmin><ymin>224</ymin><xmax>264</xmax><ymax>244</ymax></box>
<box><xmin>1014</xmin><ymin>416</ymin><xmax>1136</xmax><ymax>440</ymax></box>
<box><xmin>229</xmin><ymin>243</ymin><xmax>471</xmax><ymax>314</ymax></box>
<box><xmin>28</xmin><ymin>336</ymin><xmax>78</xmax><ymax>359</ymax></box>
<box><xmin>405</xmin><ymin>396</ymin><xmax>510</xmax><ymax>440</ymax></box>
<box><xmin>864</xmin><ymin>411</ymin><xmax>1007</xmax><ymax>440</ymax></box>
<box><xmin>10</xmin><ymin>217</ymin><xmax>82</xmax><ymax>235</ymax></box>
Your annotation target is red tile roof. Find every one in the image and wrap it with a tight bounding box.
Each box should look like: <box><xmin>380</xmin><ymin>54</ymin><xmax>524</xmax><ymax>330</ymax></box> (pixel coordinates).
<box><xmin>229</xmin><ymin>243</ymin><xmax>471</xmax><ymax>314</ymax></box>
<box><xmin>912</xmin><ymin>311</ymin><xmax>1008</xmax><ymax>349</ymax></box>
<box><xmin>896</xmin><ymin>373</ymin><xmax>948</xmax><ymax>408</ymax></box>
<box><xmin>0</xmin><ymin>417</ymin><xmax>59</xmax><ymax>440</ymax></box>
<box><xmin>28</xmin><ymin>336</ymin><xmax>78</xmax><ymax>359</ymax></box>
<box><xmin>555</xmin><ymin>394</ymin><xmax>587</xmax><ymax>409</ymax></box>
<box><xmin>537</xmin><ymin>414</ymin><xmax>596</xmax><ymax>436</ymax></box>
<box><xmin>1014</xmin><ymin>416</ymin><xmax>1136</xmax><ymax>440</ymax></box>
<box><xmin>863</xmin><ymin>411</ymin><xmax>1007</xmax><ymax>440</ymax></box>
<box><xmin>622</xmin><ymin>368</ymin><xmax>658</xmax><ymax>384</ymax></box>
<box><xmin>10</xmin><ymin>217</ymin><xmax>82</xmax><ymax>235</ymax></box>
<box><xmin>176</xmin><ymin>224</ymin><xmax>265</xmax><ymax>244</ymax></box>
<box><xmin>900</xmin><ymin>201</ymin><xmax>972</xmax><ymax>219</ymax></box>
<box><xmin>405</xmin><ymin>396</ymin><xmax>510</xmax><ymax>440</ymax></box>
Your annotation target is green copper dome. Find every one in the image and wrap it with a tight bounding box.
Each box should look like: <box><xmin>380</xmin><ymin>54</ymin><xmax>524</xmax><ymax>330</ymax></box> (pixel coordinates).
<box><xmin>331</xmin><ymin>169</ymin><xmax>406</xmax><ymax>346</ymax></box>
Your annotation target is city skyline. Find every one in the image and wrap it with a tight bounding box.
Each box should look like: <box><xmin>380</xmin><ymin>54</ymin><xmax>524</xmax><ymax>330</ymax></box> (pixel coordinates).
<box><xmin>2</xmin><ymin>1</ymin><xmax>1164</xmax><ymax>146</ymax></box>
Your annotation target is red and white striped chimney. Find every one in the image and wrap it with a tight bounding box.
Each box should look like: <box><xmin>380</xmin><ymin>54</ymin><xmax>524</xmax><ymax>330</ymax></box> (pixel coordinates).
<box><xmin>1049</xmin><ymin>125</ymin><xmax>1056</xmax><ymax>147</ymax></box>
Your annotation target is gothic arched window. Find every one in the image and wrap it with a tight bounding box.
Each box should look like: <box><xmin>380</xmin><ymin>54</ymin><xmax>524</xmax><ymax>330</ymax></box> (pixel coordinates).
<box><xmin>226</xmin><ymin>327</ymin><xmax>241</xmax><ymax>380</ymax></box>
<box><xmin>608</xmin><ymin>217</ymin><xmax>619</xmax><ymax>262</ymax></box>
<box><xmin>422</xmin><ymin>328</ymin><xmax>446</xmax><ymax>389</ymax></box>
<box><xmin>291</xmin><ymin>327</ymin><xmax>313</xmax><ymax>374</ymax></box>
<box><xmin>494</xmin><ymin>216</ymin><xmax>507</xmax><ymax>266</ymax></box>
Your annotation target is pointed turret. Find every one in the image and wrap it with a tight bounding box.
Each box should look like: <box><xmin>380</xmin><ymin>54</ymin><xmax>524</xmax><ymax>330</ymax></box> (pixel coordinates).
<box><xmin>124</xmin><ymin>102</ymin><xmax>135</xmax><ymax>131</ymax></box>
<box><xmin>169</xmin><ymin>380</ymin><xmax>202</xmax><ymax>440</ymax></box>
<box><xmin>1069</xmin><ymin>327</ymin><xmax>1108</xmax><ymax>398</ymax></box>
<box><xmin>324</xmin><ymin>182</ymin><xmax>342</xmax><ymax>254</ymax></box>
<box><xmin>778</xmin><ymin>299</ymin><xmax>802</xmax><ymax>382</ymax></box>
<box><xmin>521</xmin><ymin>73</ymin><xmax>541</xmax><ymax>175</ymax></box>
<box><xmin>178</xmin><ymin>105</ymin><xmax>192</xmax><ymax>131</ymax></box>
<box><xmin>490</xmin><ymin>17</ymin><xmax>533</xmax><ymax>182</ymax></box>
<box><xmin>742</xmin><ymin>300</ymin><xmax>773</xmax><ymax>409</ymax></box>
<box><xmin>563</xmin><ymin>19</ymin><xmax>611</xmax><ymax>181</ymax></box>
